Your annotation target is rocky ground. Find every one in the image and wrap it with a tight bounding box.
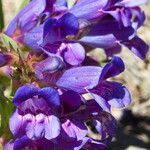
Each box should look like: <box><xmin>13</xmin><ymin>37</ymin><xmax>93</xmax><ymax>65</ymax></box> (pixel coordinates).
<box><xmin>1</xmin><ymin>1</ymin><xmax>150</xmax><ymax>150</ymax></box>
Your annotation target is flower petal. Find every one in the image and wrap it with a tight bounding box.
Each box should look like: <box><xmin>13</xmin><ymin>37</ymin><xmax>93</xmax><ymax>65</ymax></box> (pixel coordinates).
<box><xmin>13</xmin><ymin>136</ymin><xmax>32</xmax><ymax>150</ymax></box>
<box><xmin>13</xmin><ymin>84</ymin><xmax>39</xmax><ymax>106</ymax></box>
<box><xmin>38</xmin><ymin>87</ymin><xmax>60</xmax><ymax>109</ymax></box>
<box><xmin>25</xmin><ymin>114</ymin><xmax>36</xmax><ymax>139</ymax></box>
<box><xmin>100</xmin><ymin>56</ymin><xmax>125</xmax><ymax>80</ymax></box>
<box><xmin>61</xmin><ymin>90</ymin><xmax>83</xmax><ymax>113</ymax></box>
<box><xmin>35</xmin><ymin>56</ymin><xmax>65</xmax><ymax>84</ymax></box>
<box><xmin>70</xmin><ymin>0</ymin><xmax>108</xmax><ymax>22</ymax></box>
<box><xmin>108</xmin><ymin>82</ymin><xmax>131</xmax><ymax>108</ymax></box>
<box><xmin>62</xmin><ymin>119</ymin><xmax>87</xmax><ymax>141</ymax></box>
<box><xmin>118</xmin><ymin>0</ymin><xmax>148</xmax><ymax>7</ymax></box>
<box><xmin>57</xmin><ymin>13</ymin><xmax>79</xmax><ymax>37</ymax></box>
<box><xmin>9</xmin><ymin>110</ymin><xmax>24</xmax><ymax>137</ymax></box>
<box><xmin>90</xmin><ymin>93</ymin><xmax>111</xmax><ymax>112</ymax></box>
<box><xmin>56</xmin><ymin>66</ymin><xmax>102</xmax><ymax>93</ymax></box>
<box><xmin>44</xmin><ymin>115</ymin><xmax>61</xmax><ymax>140</ymax></box>
<box><xmin>23</xmin><ymin>25</ymin><xmax>43</xmax><ymax>52</ymax></box>
<box><xmin>123</xmin><ymin>36</ymin><xmax>149</xmax><ymax>60</ymax></box>
<box><xmin>64</xmin><ymin>43</ymin><xmax>85</xmax><ymax>66</ymax></box>
<box><xmin>6</xmin><ymin>0</ymin><xmax>47</xmax><ymax>37</ymax></box>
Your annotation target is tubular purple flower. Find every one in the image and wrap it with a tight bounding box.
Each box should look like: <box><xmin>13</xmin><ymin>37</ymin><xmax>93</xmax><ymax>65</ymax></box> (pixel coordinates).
<box><xmin>9</xmin><ymin>84</ymin><xmax>118</xmax><ymax>149</ymax></box>
<box><xmin>57</xmin><ymin>56</ymin><xmax>131</xmax><ymax>112</ymax></box>
<box><xmin>5</xmin><ymin>0</ymin><xmax>149</xmax><ymax>149</ymax></box>
<box><xmin>5</xmin><ymin>0</ymin><xmax>149</xmax><ymax>60</ymax></box>
<box><xmin>5</xmin><ymin>0</ymin><xmax>50</xmax><ymax>40</ymax></box>
<box><xmin>10</xmin><ymin>84</ymin><xmax>61</xmax><ymax>140</ymax></box>
<box><xmin>35</xmin><ymin>55</ymin><xmax>65</xmax><ymax>85</ymax></box>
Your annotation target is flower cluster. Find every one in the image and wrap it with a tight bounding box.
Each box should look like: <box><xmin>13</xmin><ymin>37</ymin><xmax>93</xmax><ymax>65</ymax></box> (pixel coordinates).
<box><xmin>0</xmin><ymin>0</ymin><xmax>149</xmax><ymax>150</ymax></box>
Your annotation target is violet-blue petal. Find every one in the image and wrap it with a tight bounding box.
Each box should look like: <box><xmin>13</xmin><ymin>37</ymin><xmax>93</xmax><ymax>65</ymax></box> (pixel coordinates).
<box><xmin>25</xmin><ymin>114</ymin><xmax>36</xmax><ymax>139</ymax></box>
<box><xmin>64</xmin><ymin>43</ymin><xmax>85</xmax><ymax>65</ymax></box>
<box><xmin>84</xmin><ymin>18</ymin><xmax>134</xmax><ymax>40</ymax></box>
<box><xmin>85</xmin><ymin>100</ymin><xmax>103</xmax><ymax>114</ymax></box>
<box><xmin>91</xmin><ymin>81</ymin><xmax>131</xmax><ymax>109</ymax></box>
<box><xmin>55</xmin><ymin>0</ymin><xmax>67</xmax><ymax>6</ymax></box>
<box><xmin>62</xmin><ymin>119</ymin><xmax>88</xmax><ymax>141</ymax></box>
<box><xmin>57</xmin><ymin>13</ymin><xmax>79</xmax><ymax>37</ymax></box>
<box><xmin>9</xmin><ymin>110</ymin><xmax>24</xmax><ymax>137</ymax></box>
<box><xmin>23</xmin><ymin>25</ymin><xmax>43</xmax><ymax>52</ymax></box>
<box><xmin>74</xmin><ymin>137</ymin><xmax>90</xmax><ymax>150</ymax></box>
<box><xmin>13</xmin><ymin>84</ymin><xmax>39</xmax><ymax>106</ymax></box>
<box><xmin>92</xmin><ymin>111</ymin><xmax>117</xmax><ymax>144</ymax></box>
<box><xmin>123</xmin><ymin>36</ymin><xmax>149</xmax><ymax>60</ymax></box>
<box><xmin>0</xmin><ymin>53</ymin><xmax>6</xmax><ymax>67</ymax></box>
<box><xmin>90</xmin><ymin>93</ymin><xmax>111</xmax><ymax>112</ymax></box>
<box><xmin>56</xmin><ymin>66</ymin><xmax>103</xmax><ymax>93</ymax></box>
<box><xmin>38</xmin><ymin>87</ymin><xmax>60</xmax><ymax>109</ymax></box>
<box><xmin>44</xmin><ymin>115</ymin><xmax>60</xmax><ymax>140</ymax></box>
<box><xmin>94</xmin><ymin>120</ymin><xmax>103</xmax><ymax>136</ymax></box>
<box><xmin>105</xmin><ymin>46</ymin><xmax>122</xmax><ymax>57</ymax></box>
<box><xmin>13</xmin><ymin>136</ymin><xmax>32</xmax><ymax>150</ymax></box>
<box><xmin>70</xmin><ymin>0</ymin><xmax>108</xmax><ymax>21</ymax></box>
<box><xmin>79</xmin><ymin>19</ymin><xmax>135</xmax><ymax>48</ymax></box>
<box><xmin>6</xmin><ymin>0</ymin><xmax>47</xmax><ymax>36</ymax></box>
<box><xmin>99</xmin><ymin>56</ymin><xmax>125</xmax><ymax>81</ymax></box>
<box><xmin>118</xmin><ymin>0</ymin><xmax>149</xmax><ymax>7</ymax></box>
<box><xmin>132</xmin><ymin>8</ymin><xmax>145</xmax><ymax>29</ymax></box>
<box><xmin>107</xmin><ymin>82</ymin><xmax>131</xmax><ymax>108</ymax></box>
<box><xmin>61</xmin><ymin>90</ymin><xmax>83</xmax><ymax>113</ymax></box>
<box><xmin>74</xmin><ymin>137</ymin><xmax>106</xmax><ymax>150</ymax></box>
<box><xmin>104</xmin><ymin>7</ymin><xmax>132</xmax><ymax>27</ymax></box>
<box><xmin>42</xmin><ymin>18</ymin><xmax>58</xmax><ymax>42</ymax></box>
<box><xmin>34</xmin><ymin>114</ymin><xmax>45</xmax><ymax>139</ymax></box>
<box><xmin>42</xmin><ymin>13</ymin><xmax>79</xmax><ymax>47</ymax></box>
<box><xmin>35</xmin><ymin>56</ymin><xmax>65</xmax><ymax>84</ymax></box>
<box><xmin>80</xmin><ymin>34</ymin><xmax>118</xmax><ymax>49</ymax></box>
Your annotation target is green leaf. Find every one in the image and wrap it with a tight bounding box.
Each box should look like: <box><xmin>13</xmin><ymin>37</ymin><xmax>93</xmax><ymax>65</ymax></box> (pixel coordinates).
<box><xmin>16</xmin><ymin>0</ymin><xmax>30</xmax><ymax>12</ymax></box>
<box><xmin>1</xmin><ymin>33</ymin><xmax>19</xmax><ymax>52</ymax></box>
<box><xmin>0</xmin><ymin>0</ymin><xmax>4</xmax><ymax>31</ymax></box>
<box><xmin>67</xmin><ymin>0</ymin><xmax>76</xmax><ymax>9</ymax></box>
<box><xmin>0</xmin><ymin>87</ymin><xmax>14</xmax><ymax>137</ymax></box>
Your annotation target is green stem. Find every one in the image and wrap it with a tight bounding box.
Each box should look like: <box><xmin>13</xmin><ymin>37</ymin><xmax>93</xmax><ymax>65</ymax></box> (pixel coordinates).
<box><xmin>0</xmin><ymin>0</ymin><xmax>4</xmax><ymax>31</ymax></box>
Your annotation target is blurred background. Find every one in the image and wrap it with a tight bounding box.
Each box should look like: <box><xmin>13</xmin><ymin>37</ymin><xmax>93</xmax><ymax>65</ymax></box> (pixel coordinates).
<box><xmin>0</xmin><ymin>1</ymin><xmax>150</xmax><ymax>150</ymax></box>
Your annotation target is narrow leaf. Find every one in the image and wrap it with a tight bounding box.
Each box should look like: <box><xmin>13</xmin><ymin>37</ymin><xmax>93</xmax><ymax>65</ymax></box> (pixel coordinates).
<box><xmin>1</xmin><ymin>33</ymin><xmax>19</xmax><ymax>52</ymax></box>
<box><xmin>0</xmin><ymin>0</ymin><xmax>4</xmax><ymax>31</ymax></box>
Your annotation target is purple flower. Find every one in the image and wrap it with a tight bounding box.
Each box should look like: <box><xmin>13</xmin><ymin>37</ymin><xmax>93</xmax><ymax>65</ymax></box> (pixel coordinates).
<box><xmin>9</xmin><ymin>84</ymin><xmax>118</xmax><ymax>149</ymax></box>
<box><xmin>70</xmin><ymin>0</ymin><xmax>148</xmax><ymax>24</ymax></box>
<box><xmin>35</xmin><ymin>55</ymin><xmax>65</xmax><ymax>85</ymax></box>
<box><xmin>0</xmin><ymin>53</ymin><xmax>13</xmax><ymax>67</ymax></box>
<box><xmin>39</xmin><ymin>2</ymin><xmax>148</xmax><ymax>60</ymax></box>
<box><xmin>9</xmin><ymin>84</ymin><xmax>61</xmax><ymax>140</ymax></box>
<box><xmin>9</xmin><ymin>103</ymin><xmax>116</xmax><ymax>150</ymax></box>
<box><xmin>9</xmin><ymin>85</ymin><xmax>87</xmax><ymax>149</ymax></box>
<box><xmin>5</xmin><ymin>0</ymin><xmax>51</xmax><ymax>41</ymax></box>
<box><xmin>24</xmin><ymin>12</ymin><xmax>86</xmax><ymax>65</ymax></box>
<box><xmin>71</xmin><ymin>100</ymin><xmax>117</xmax><ymax>148</ymax></box>
<box><xmin>6</xmin><ymin>0</ymin><xmax>149</xmax><ymax>60</ymax></box>
<box><xmin>79</xmin><ymin>16</ymin><xmax>148</xmax><ymax>59</ymax></box>
<box><xmin>57</xmin><ymin>56</ymin><xmax>131</xmax><ymax>112</ymax></box>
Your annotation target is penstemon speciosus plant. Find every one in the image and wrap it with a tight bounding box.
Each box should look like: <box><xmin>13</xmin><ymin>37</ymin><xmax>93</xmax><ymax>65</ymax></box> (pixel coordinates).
<box><xmin>0</xmin><ymin>0</ymin><xmax>149</xmax><ymax>149</ymax></box>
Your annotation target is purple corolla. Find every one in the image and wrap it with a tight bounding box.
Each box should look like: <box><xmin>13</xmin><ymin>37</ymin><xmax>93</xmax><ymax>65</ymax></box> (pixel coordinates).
<box><xmin>9</xmin><ymin>84</ymin><xmax>117</xmax><ymax>149</ymax></box>
<box><xmin>6</xmin><ymin>0</ymin><xmax>149</xmax><ymax>62</ymax></box>
<box><xmin>57</xmin><ymin>56</ymin><xmax>131</xmax><ymax>112</ymax></box>
<box><xmin>9</xmin><ymin>84</ymin><xmax>61</xmax><ymax>140</ymax></box>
